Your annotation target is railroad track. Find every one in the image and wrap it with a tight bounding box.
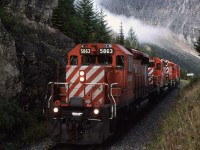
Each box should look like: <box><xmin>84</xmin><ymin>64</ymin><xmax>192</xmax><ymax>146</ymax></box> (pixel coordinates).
<box><xmin>49</xmin><ymin>144</ymin><xmax>102</xmax><ymax>150</ymax></box>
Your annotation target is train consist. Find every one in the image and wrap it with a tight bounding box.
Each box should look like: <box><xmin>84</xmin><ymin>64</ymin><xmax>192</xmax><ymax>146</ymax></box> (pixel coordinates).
<box><xmin>45</xmin><ymin>43</ymin><xmax>180</xmax><ymax>144</ymax></box>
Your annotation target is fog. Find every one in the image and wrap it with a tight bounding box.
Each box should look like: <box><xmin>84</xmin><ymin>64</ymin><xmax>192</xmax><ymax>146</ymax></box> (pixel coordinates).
<box><xmin>93</xmin><ymin>0</ymin><xmax>171</xmax><ymax>44</ymax></box>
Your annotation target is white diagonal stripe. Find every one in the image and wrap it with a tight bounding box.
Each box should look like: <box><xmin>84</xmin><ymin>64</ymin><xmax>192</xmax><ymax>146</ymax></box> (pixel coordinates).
<box><xmin>86</xmin><ymin>66</ymin><xmax>101</xmax><ymax>80</ymax></box>
<box><xmin>69</xmin><ymin>82</ymin><xmax>82</xmax><ymax>97</ymax></box>
<box><xmin>85</xmin><ymin>69</ymin><xmax>104</xmax><ymax>94</ymax></box>
<box><xmin>92</xmin><ymin>85</ymin><xmax>103</xmax><ymax>100</ymax></box>
<box><xmin>67</xmin><ymin>66</ymin><xmax>87</xmax><ymax>97</ymax></box>
<box><xmin>148</xmin><ymin>68</ymin><xmax>154</xmax><ymax>75</ymax></box>
<box><xmin>66</xmin><ymin>66</ymin><xmax>76</xmax><ymax>79</ymax></box>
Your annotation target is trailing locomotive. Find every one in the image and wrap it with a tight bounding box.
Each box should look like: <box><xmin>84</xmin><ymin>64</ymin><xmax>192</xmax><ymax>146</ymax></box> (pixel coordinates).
<box><xmin>45</xmin><ymin>43</ymin><xmax>180</xmax><ymax>144</ymax></box>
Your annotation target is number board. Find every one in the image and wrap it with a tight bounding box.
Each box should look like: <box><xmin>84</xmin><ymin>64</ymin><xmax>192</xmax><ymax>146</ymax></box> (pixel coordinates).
<box><xmin>149</xmin><ymin>59</ymin><xmax>155</xmax><ymax>63</ymax></box>
<box><xmin>80</xmin><ymin>48</ymin><xmax>91</xmax><ymax>54</ymax></box>
<box><xmin>99</xmin><ymin>48</ymin><xmax>114</xmax><ymax>54</ymax></box>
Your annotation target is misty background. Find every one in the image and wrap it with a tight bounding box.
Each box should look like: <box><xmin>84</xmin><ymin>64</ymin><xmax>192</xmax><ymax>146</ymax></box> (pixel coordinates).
<box><xmin>94</xmin><ymin>0</ymin><xmax>199</xmax><ymax>56</ymax></box>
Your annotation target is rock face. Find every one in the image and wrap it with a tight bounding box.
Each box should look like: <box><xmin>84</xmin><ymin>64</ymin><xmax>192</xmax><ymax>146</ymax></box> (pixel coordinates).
<box><xmin>0</xmin><ymin>0</ymin><xmax>74</xmax><ymax>102</ymax></box>
<box><xmin>99</xmin><ymin>0</ymin><xmax>200</xmax><ymax>44</ymax></box>
<box><xmin>0</xmin><ymin>19</ymin><xmax>22</xmax><ymax>97</ymax></box>
<box><xmin>8</xmin><ymin>0</ymin><xmax>58</xmax><ymax>24</ymax></box>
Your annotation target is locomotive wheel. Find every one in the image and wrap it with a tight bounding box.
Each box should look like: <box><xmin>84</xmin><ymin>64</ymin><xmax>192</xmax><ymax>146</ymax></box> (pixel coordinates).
<box><xmin>109</xmin><ymin>118</ymin><xmax>117</xmax><ymax>133</ymax></box>
<box><xmin>47</xmin><ymin>119</ymin><xmax>62</xmax><ymax>142</ymax></box>
<box><xmin>99</xmin><ymin>110</ymin><xmax>113</xmax><ymax>143</ymax></box>
<box><xmin>157</xmin><ymin>87</ymin><xmax>160</xmax><ymax>95</ymax></box>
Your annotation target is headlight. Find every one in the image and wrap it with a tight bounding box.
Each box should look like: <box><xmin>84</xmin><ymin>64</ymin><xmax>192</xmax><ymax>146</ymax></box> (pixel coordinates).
<box><xmin>79</xmin><ymin>70</ymin><xmax>85</xmax><ymax>82</ymax></box>
<box><xmin>53</xmin><ymin>107</ymin><xmax>59</xmax><ymax>113</ymax></box>
<box><xmin>80</xmin><ymin>71</ymin><xmax>85</xmax><ymax>76</ymax></box>
<box><xmin>94</xmin><ymin>108</ymin><xmax>99</xmax><ymax>115</ymax></box>
<box><xmin>80</xmin><ymin>76</ymin><xmax>85</xmax><ymax>82</ymax></box>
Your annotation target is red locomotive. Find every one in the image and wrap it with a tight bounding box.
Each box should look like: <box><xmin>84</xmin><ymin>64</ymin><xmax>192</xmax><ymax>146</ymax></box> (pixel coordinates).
<box><xmin>163</xmin><ymin>60</ymin><xmax>180</xmax><ymax>87</ymax></box>
<box><xmin>148</xmin><ymin>57</ymin><xmax>169</xmax><ymax>95</ymax></box>
<box><xmin>45</xmin><ymin>43</ymin><xmax>180</xmax><ymax>144</ymax></box>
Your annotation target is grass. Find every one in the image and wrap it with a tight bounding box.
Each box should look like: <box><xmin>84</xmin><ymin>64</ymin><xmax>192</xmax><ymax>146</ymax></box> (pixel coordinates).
<box><xmin>22</xmin><ymin>122</ymin><xmax>48</xmax><ymax>144</ymax></box>
<box><xmin>0</xmin><ymin>97</ymin><xmax>48</xmax><ymax>149</ymax></box>
<box><xmin>147</xmin><ymin>77</ymin><xmax>200</xmax><ymax>150</ymax></box>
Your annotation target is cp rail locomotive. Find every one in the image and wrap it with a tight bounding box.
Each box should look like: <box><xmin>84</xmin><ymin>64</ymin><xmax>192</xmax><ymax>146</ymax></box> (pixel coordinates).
<box><xmin>45</xmin><ymin>43</ymin><xmax>180</xmax><ymax>144</ymax></box>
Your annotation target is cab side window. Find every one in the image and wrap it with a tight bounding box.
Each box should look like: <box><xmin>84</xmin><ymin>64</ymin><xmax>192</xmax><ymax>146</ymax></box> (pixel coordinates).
<box><xmin>156</xmin><ymin>63</ymin><xmax>161</xmax><ymax>70</ymax></box>
<box><xmin>116</xmin><ymin>55</ymin><xmax>124</xmax><ymax>69</ymax></box>
<box><xmin>70</xmin><ymin>55</ymin><xmax>78</xmax><ymax>65</ymax></box>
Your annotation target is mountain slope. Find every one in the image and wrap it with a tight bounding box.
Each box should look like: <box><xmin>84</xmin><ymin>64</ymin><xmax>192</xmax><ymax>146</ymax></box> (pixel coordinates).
<box><xmin>96</xmin><ymin>0</ymin><xmax>200</xmax><ymax>74</ymax></box>
<box><xmin>98</xmin><ymin>0</ymin><xmax>200</xmax><ymax>44</ymax></box>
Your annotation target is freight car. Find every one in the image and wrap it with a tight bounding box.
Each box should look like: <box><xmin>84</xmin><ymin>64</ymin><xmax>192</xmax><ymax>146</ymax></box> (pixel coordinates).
<box><xmin>45</xmin><ymin>43</ymin><xmax>180</xmax><ymax>144</ymax></box>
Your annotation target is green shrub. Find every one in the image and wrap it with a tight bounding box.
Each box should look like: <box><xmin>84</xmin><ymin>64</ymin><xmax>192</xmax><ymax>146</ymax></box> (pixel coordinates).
<box><xmin>0</xmin><ymin>97</ymin><xmax>47</xmax><ymax>149</ymax></box>
<box><xmin>22</xmin><ymin>122</ymin><xmax>48</xmax><ymax>144</ymax></box>
<box><xmin>181</xmin><ymin>75</ymin><xmax>200</xmax><ymax>94</ymax></box>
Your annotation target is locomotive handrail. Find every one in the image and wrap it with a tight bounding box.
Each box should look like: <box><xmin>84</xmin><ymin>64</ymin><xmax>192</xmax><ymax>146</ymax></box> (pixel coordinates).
<box><xmin>46</xmin><ymin>82</ymin><xmax>70</xmax><ymax>108</ymax></box>
<box><xmin>84</xmin><ymin>83</ymin><xmax>113</xmax><ymax>106</ymax></box>
<box><xmin>84</xmin><ymin>82</ymin><xmax>113</xmax><ymax>118</ymax></box>
<box><xmin>84</xmin><ymin>82</ymin><xmax>118</xmax><ymax>119</ymax></box>
<box><xmin>48</xmin><ymin>82</ymin><xmax>70</xmax><ymax>85</ymax></box>
<box><xmin>84</xmin><ymin>82</ymin><xmax>108</xmax><ymax>85</ymax></box>
<box><xmin>110</xmin><ymin>83</ymin><xmax>118</xmax><ymax>119</ymax></box>
<box><xmin>46</xmin><ymin>82</ymin><xmax>118</xmax><ymax>119</ymax></box>
<box><xmin>48</xmin><ymin>95</ymin><xmax>52</xmax><ymax>108</ymax></box>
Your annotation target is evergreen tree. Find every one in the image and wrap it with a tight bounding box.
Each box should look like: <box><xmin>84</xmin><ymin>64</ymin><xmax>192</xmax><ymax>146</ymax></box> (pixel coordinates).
<box><xmin>75</xmin><ymin>0</ymin><xmax>97</xmax><ymax>43</ymax></box>
<box><xmin>117</xmin><ymin>22</ymin><xmax>125</xmax><ymax>45</ymax></box>
<box><xmin>51</xmin><ymin>0</ymin><xmax>112</xmax><ymax>44</ymax></box>
<box><xmin>61</xmin><ymin>0</ymin><xmax>83</xmax><ymax>40</ymax></box>
<box><xmin>194</xmin><ymin>30</ymin><xmax>200</xmax><ymax>55</ymax></box>
<box><xmin>52</xmin><ymin>0</ymin><xmax>77</xmax><ymax>30</ymax></box>
<box><xmin>111</xmin><ymin>36</ymin><xmax>118</xmax><ymax>44</ymax></box>
<box><xmin>51</xmin><ymin>0</ymin><xmax>83</xmax><ymax>43</ymax></box>
<box><xmin>94</xmin><ymin>9</ymin><xmax>111</xmax><ymax>43</ymax></box>
<box><xmin>124</xmin><ymin>27</ymin><xmax>139</xmax><ymax>49</ymax></box>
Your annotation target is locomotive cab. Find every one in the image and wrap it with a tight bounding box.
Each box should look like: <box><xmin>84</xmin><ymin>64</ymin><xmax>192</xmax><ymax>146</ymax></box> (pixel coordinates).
<box><xmin>65</xmin><ymin>43</ymin><xmax>140</xmax><ymax>109</ymax></box>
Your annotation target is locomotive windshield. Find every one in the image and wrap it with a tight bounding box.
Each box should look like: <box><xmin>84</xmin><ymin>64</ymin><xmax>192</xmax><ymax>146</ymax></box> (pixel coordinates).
<box><xmin>81</xmin><ymin>55</ymin><xmax>112</xmax><ymax>65</ymax></box>
<box><xmin>149</xmin><ymin>62</ymin><xmax>154</xmax><ymax>67</ymax></box>
<box><xmin>149</xmin><ymin>59</ymin><xmax>155</xmax><ymax>67</ymax></box>
<box><xmin>82</xmin><ymin>55</ymin><xmax>96</xmax><ymax>65</ymax></box>
<box><xmin>98</xmin><ymin>55</ymin><xmax>112</xmax><ymax>64</ymax></box>
<box><xmin>70</xmin><ymin>55</ymin><xmax>78</xmax><ymax>65</ymax></box>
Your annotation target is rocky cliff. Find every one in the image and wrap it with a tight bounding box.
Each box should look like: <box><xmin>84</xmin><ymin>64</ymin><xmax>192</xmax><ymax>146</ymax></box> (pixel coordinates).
<box><xmin>0</xmin><ymin>19</ymin><xmax>21</xmax><ymax>97</ymax></box>
<box><xmin>0</xmin><ymin>0</ymin><xmax>74</xmax><ymax>104</ymax></box>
